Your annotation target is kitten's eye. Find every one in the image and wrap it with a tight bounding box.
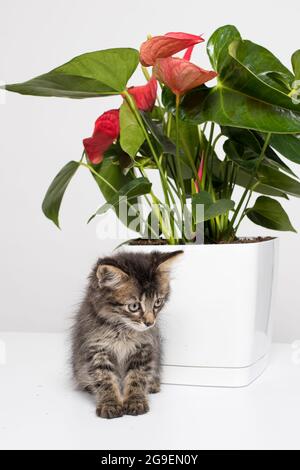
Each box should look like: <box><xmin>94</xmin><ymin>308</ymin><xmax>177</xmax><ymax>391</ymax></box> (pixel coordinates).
<box><xmin>154</xmin><ymin>298</ymin><xmax>163</xmax><ymax>308</ymax></box>
<box><xmin>128</xmin><ymin>302</ymin><xmax>141</xmax><ymax>313</ymax></box>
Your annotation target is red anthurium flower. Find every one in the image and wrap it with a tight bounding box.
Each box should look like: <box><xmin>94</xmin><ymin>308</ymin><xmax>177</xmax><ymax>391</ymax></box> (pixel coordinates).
<box><xmin>127</xmin><ymin>76</ymin><xmax>157</xmax><ymax>111</ymax></box>
<box><xmin>83</xmin><ymin>109</ymin><xmax>119</xmax><ymax>164</ymax></box>
<box><xmin>153</xmin><ymin>57</ymin><xmax>217</xmax><ymax>96</ymax></box>
<box><xmin>198</xmin><ymin>155</ymin><xmax>205</xmax><ymax>182</ymax></box>
<box><xmin>195</xmin><ymin>154</ymin><xmax>205</xmax><ymax>192</ymax></box>
<box><xmin>140</xmin><ymin>32</ymin><xmax>204</xmax><ymax>66</ymax></box>
<box><xmin>183</xmin><ymin>45</ymin><xmax>194</xmax><ymax>61</ymax></box>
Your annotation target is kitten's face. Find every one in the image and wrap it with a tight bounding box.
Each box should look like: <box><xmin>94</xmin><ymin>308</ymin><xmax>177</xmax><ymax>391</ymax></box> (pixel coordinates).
<box><xmin>95</xmin><ymin>251</ymin><xmax>183</xmax><ymax>331</ymax></box>
<box><xmin>107</xmin><ymin>285</ymin><xmax>166</xmax><ymax>332</ymax></box>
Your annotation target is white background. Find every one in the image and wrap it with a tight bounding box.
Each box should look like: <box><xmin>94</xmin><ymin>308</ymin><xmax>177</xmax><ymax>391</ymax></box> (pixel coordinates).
<box><xmin>0</xmin><ymin>0</ymin><xmax>299</xmax><ymax>342</ymax></box>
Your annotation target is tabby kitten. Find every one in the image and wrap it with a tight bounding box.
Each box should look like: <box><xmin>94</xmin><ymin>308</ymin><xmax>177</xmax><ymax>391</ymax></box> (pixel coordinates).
<box><xmin>71</xmin><ymin>250</ymin><xmax>183</xmax><ymax>419</ymax></box>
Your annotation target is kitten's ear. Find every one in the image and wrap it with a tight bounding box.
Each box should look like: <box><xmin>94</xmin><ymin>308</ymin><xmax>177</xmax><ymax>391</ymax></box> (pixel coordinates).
<box><xmin>156</xmin><ymin>250</ymin><xmax>184</xmax><ymax>274</ymax></box>
<box><xmin>96</xmin><ymin>264</ymin><xmax>128</xmax><ymax>288</ymax></box>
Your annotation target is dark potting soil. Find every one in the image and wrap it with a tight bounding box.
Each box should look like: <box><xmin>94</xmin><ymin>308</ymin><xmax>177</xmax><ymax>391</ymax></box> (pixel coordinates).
<box><xmin>128</xmin><ymin>238</ymin><xmax>169</xmax><ymax>246</ymax></box>
<box><xmin>128</xmin><ymin>236</ymin><xmax>274</xmax><ymax>246</ymax></box>
<box><xmin>218</xmin><ymin>236</ymin><xmax>275</xmax><ymax>244</ymax></box>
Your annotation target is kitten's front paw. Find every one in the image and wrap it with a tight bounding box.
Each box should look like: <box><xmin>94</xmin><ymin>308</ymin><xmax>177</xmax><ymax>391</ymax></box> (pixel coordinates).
<box><xmin>148</xmin><ymin>381</ymin><xmax>160</xmax><ymax>394</ymax></box>
<box><xmin>123</xmin><ymin>396</ymin><xmax>149</xmax><ymax>416</ymax></box>
<box><xmin>96</xmin><ymin>401</ymin><xmax>124</xmax><ymax>419</ymax></box>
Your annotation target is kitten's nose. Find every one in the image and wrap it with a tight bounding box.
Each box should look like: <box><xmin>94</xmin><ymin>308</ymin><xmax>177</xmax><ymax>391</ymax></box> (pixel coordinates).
<box><xmin>144</xmin><ymin>320</ymin><xmax>154</xmax><ymax>327</ymax></box>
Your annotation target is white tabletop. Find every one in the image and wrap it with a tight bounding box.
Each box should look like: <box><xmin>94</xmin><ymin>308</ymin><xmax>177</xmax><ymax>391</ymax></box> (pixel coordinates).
<box><xmin>0</xmin><ymin>332</ymin><xmax>299</xmax><ymax>450</ymax></box>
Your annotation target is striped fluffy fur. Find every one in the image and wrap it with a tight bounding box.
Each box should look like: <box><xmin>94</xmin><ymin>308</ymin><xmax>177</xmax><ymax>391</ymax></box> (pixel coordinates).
<box><xmin>71</xmin><ymin>250</ymin><xmax>182</xmax><ymax>418</ymax></box>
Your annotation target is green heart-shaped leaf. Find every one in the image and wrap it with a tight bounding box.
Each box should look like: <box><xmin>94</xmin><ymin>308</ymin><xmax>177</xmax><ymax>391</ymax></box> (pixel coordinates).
<box><xmin>179</xmin><ymin>25</ymin><xmax>300</xmax><ymax>134</ymax></box>
<box><xmin>223</xmin><ymin>131</ymin><xmax>298</xmax><ymax>177</ymax></box>
<box><xmin>204</xmin><ymin>130</ymin><xmax>289</xmax><ymax>199</ymax></box>
<box><xmin>269</xmin><ymin>134</ymin><xmax>300</xmax><ymax>164</ymax></box>
<box><xmin>257</xmin><ymin>165</ymin><xmax>300</xmax><ymax>197</ymax></box>
<box><xmin>141</xmin><ymin>111</ymin><xmax>177</xmax><ymax>155</ymax></box>
<box><xmin>91</xmin><ymin>177</ymin><xmax>152</xmax><ymax>217</ymax></box>
<box><xmin>180</xmin><ymin>85</ymin><xmax>300</xmax><ymax>134</ymax></box>
<box><xmin>246</xmin><ymin>196</ymin><xmax>296</xmax><ymax>232</ymax></box>
<box><xmin>89</xmin><ymin>152</ymin><xmax>143</xmax><ymax>229</ymax></box>
<box><xmin>292</xmin><ymin>50</ymin><xmax>300</xmax><ymax>80</ymax></box>
<box><xmin>207</xmin><ymin>24</ymin><xmax>241</xmax><ymax>73</ymax></box>
<box><xmin>120</xmin><ymin>102</ymin><xmax>145</xmax><ymax>157</ymax></box>
<box><xmin>5</xmin><ymin>48</ymin><xmax>139</xmax><ymax>98</ymax></box>
<box><xmin>223</xmin><ymin>139</ymin><xmax>300</xmax><ymax>196</ymax></box>
<box><xmin>42</xmin><ymin>160</ymin><xmax>79</xmax><ymax>227</ymax></box>
<box><xmin>233</xmin><ymin>168</ymin><xmax>288</xmax><ymax>199</ymax></box>
<box><xmin>192</xmin><ymin>191</ymin><xmax>234</xmax><ymax>223</ymax></box>
<box><xmin>228</xmin><ymin>39</ymin><xmax>293</xmax><ymax>93</ymax></box>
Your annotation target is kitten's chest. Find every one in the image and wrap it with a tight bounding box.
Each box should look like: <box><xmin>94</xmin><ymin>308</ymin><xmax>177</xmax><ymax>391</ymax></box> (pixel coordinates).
<box><xmin>108</xmin><ymin>333</ymin><xmax>139</xmax><ymax>365</ymax></box>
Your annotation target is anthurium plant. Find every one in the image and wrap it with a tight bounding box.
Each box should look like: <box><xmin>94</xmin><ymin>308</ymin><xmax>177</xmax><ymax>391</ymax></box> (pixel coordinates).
<box><xmin>5</xmin><ymin>25</ymin><xmax>300</xmax><ymax>244</ymax></box>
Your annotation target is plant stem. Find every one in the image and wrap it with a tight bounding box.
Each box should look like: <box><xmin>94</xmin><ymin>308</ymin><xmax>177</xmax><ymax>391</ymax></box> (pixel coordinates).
<box><xmin>202</xmin><ymin>123</ymin><xmax>221</xmax><ymax>238</ymax></box>
<box><xmin>80</xmin><ymin>150</ymin><xmax>85</xmax><ymax>163</ymax></box>
<box><xmin>166</xmin><ymin>113</ymin><xmax>172</xmax><ymax>137</ymax></box>
<box><xmin>206</xmin><ymin>123</ymin><xmax>215</xmax><ymax>191</ymax></box>
<box><xmin>179</xmin><ymin>132</ymin><xmax>203</xmax><ymax>190</ymax></box>
<box><xmin>175</xmin><ymin>94</ymin><xmax>186</xmax><ymax>205</ymax></box>
<box><xmin>138</xmin><ymin>166</ymin><xmax>175</xmax><ymax>243</ymax></box>
<box><xmin>123</xmin><ymin>91</ymin><xmax>171</xmax><ymax>207</ymax></box>
<box><xmin>141</xmin><ymin>66</ymin><xmax>151</xmax><ymax>81</ymax></box>
<box><xmin>166</xmin><ymin>115</ymin><xmax>182</xmax><ymax>209</ymax></box>
<box><xmin>80</xmin><ymin>162</ymin><xmax>161</xmax><ymax>239</ymax></box>
<box><xmin>124</xmin><ymin>91</ymin><xmax>177</xmax><ymax>242</ymax></box>
<box><xmin>227</xmin><ymin>132</ymin><xmax>272</xmax><ymax>237</ymax></box>
<box><xmin>234</xmin><ymin>182</ymin><xmax>259</xmax><ymax>233</ymax></box>
<box><xmin>80</xmin><ymin>162</ymin><xmax>117</xmax><ymax>193</ymax></box>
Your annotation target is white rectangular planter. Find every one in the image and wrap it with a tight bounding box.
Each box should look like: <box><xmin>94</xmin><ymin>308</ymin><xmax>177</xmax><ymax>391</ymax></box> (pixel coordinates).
<box><xmin>121</xmin><ymin>239</ymin><xmax>278</xmax><ymax>387</ymax></box>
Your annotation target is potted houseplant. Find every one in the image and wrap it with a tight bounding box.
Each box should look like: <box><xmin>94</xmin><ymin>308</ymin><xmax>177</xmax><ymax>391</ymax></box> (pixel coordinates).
<box><xmin>4</xmin><ymin>25</ymin><xmax>300</xmax><ymax>386</ymax></box>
